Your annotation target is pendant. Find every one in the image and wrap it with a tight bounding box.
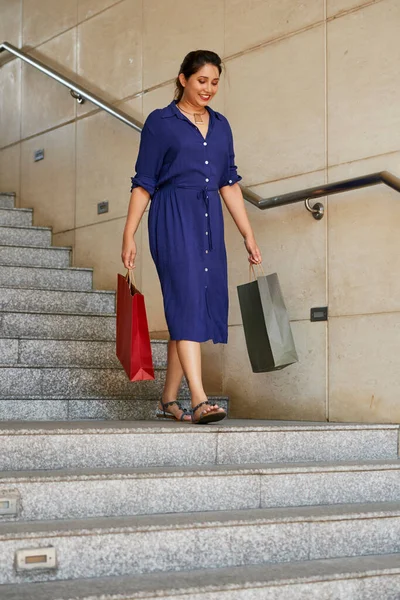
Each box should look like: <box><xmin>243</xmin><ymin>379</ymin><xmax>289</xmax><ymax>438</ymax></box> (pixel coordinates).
<box><xmin>194</xmin><ymin>112</ymin><xmax>203</xmax><ymax>124</ymax></box>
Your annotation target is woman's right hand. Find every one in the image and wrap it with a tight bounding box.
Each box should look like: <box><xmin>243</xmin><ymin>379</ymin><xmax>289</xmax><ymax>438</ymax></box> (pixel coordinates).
<box><xmin>121</xmin><ymin>232</ymin><xmax>136</xmax><ymax>270</ymax></box>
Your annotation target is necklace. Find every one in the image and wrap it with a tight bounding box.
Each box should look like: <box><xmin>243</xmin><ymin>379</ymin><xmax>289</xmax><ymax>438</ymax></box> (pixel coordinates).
<box><xmin>177</xmin><ymin>103</ymin><xmax>206</xmax><ymax>124</ymax></box>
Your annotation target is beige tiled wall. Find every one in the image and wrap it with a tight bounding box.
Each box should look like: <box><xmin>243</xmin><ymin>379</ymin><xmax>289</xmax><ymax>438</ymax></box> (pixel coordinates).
<box><xmin>0</xmin><ymin>0</ymin><xmax>22</xmax><ymax>48</ymax></box>
<box><xmin>0</xmin><ymin>143</ymin><xmax>20</xmax><ymax>197</ymax></box>
<box><xmin>0</xmin><ymin>59</ymin><xmax>21</xmax><ymax>147</ymax></box>
<box><xmin>225</xmin><ymin>25</ymin><xmax>326</xmax><ymax>184</ymax></box>
<box><xmin>329</xmin><ymin>313</ymin><xmax>400</xmax><ymax>423</ymax></box>
<box><xmin>22</xmin><ymin>0</ymin><xmax>78</xmax><ymax>48</ymax></box>
<box><xmin>224</xmin><ymin>322</ymin><xmax>327</xmax><ymax>421</ymax></box>
<box><xmin>327</xmin><ymin>0</ymin><xmax>400</xmax><ymax>165</ymax></box>
<box><xmin>75</xmin><ymin>97</ymin><xmax>142</xmax><ymax>229</ymax></box>
<box><xmin>21</xmin><ymin>28</ymin><xmax>77</xmax><ymax>138</ymax></box>
<box><xmin>76</xmin><ymin>0</ymin><xmax>142</xmax><ymax>115</ymax></box>
<box><xmin>142</xmin><ymin>0</ymin><xmax>224</xmax><ymax>90</ymax></box>
<box><xmin>20</xmin><ymin>122</ymin><xmax>76</xmax><ymax>232</ymax></box>
<box><xmin>224</xmin><ymin>0</ymin><xmax>324</xmax><ymax>56</ymax></box>
<box><xmin>1</xmin><ymin>0</ymin><xmax>399</xmax><ymax>423</ymax></box>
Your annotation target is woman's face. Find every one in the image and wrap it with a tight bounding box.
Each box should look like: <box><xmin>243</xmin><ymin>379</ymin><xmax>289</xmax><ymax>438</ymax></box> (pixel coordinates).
<box><xmin>179</xmin><ymin>63</ymin><xmax>220</xmax><ymax>108</ymax></box>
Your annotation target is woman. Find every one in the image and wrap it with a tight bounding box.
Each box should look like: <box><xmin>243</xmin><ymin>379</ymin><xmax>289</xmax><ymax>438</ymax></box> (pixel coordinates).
<box><xmin>121</xmin><ymin>50</ymin><xmax>262</xmax><ymax>424</ymax></box>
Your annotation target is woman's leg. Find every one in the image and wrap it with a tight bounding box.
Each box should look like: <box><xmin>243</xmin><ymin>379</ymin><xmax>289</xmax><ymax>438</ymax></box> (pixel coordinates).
<box><xmin>158</xmin><ymin>340</ymin><xmax>191</xmax><ymax>420</ymax></box>
<box><xmin>176</xmin><ymin>340</ymin><xmax>225</xmax><ymax>421</ymax></box>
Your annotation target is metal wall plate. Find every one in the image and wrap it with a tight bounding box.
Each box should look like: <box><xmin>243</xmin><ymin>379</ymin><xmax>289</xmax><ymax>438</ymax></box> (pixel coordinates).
<box><xmin>0</xmin><ymin>494</ymin><xmax>19</xmax><ymax>516</ymax></box>
<box><xmin>97</xmin><ymin>201</ymin><xmax>109</xmax><ymax>214</ymax></box>
<box><xmin>15</xmin><ymin>547</ymin><xmax>57</xmax><ymax>572</ymax></box>
<box><xmin>311</xmin><ymin>306</ymin><xmax>328</xmax><ymax>322</ymax></box>
<box><xmin>34</xmin><ymin>149</ymin><xmax>44</xmax><ymax>162</ymax></box>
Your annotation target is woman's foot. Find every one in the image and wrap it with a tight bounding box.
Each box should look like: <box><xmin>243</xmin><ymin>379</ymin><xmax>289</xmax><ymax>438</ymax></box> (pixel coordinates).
<box><xmin>191</xmin><ymin>398</ymin><xmax>226</xmax><ymax>424</ymax></box>
<box><xmin>158</xmin><ymin>399</ymin><xmax>192</xmax><ymax>421</ymax></box>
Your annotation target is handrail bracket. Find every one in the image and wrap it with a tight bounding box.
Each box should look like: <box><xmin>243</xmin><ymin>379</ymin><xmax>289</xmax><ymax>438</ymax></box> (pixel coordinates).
<box><xmin>305</xmin><ymin>198</ymin><xmax>324</xmax><ymax>220</ymax></box>
<box><xmin>70</xmin><ymin>90</ymin><xmax>85</xmax><ymax>104</ymax></box>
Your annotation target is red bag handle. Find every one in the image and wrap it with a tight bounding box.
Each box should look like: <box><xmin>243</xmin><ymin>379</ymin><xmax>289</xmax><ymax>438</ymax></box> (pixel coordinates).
<box><xmin>125</xmin><ymin>268</ymin><xmax>137</xmax><ymax>294</ymax></box>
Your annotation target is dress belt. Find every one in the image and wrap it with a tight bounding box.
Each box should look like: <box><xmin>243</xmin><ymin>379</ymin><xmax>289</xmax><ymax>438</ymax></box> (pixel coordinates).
<box><xmin>155</xmin><ymin>183</ymin><xmax>218</xmax><ymax>252</ymax></box>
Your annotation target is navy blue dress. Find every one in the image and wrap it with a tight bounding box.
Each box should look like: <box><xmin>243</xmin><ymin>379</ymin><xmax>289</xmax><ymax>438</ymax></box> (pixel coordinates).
<box><xmin>130</xmin><ymin>99</ymin><xmax>242</xmax><ymax>344</ymax></box>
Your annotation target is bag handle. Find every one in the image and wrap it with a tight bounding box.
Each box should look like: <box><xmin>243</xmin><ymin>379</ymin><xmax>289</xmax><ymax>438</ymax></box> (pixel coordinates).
<box><xmin>249</xmin><ymin>262</ymin><xmax>265</xmax><ymax>281</ymax></box>
<box><xmin>125</xmin><ymin>268</ymin><xmax>137</xmax><ymax>291</ymax></box>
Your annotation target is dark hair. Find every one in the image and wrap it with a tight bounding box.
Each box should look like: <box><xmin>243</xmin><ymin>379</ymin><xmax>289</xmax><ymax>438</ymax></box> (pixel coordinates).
<box><xmin>174</xmin><ymin>50</ymin><xmax>223</xmax><ymax>102</ymax></box>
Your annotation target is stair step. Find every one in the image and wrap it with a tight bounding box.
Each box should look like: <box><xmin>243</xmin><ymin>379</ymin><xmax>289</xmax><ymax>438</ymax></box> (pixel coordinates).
<box><xmin>0</xmin><ymin>194</ymin><xmax>15</xmax><ymax>209</ymax></box>
<box><xmin>0</xmin><ymin>420</ymin><xmax>397</xmax><ymax>471</ymax></box>
<box><xmin>0</xmin><ymin>367</ymin><xmax>190</xmax><ymax>400</ymax></box>
<box><xmin>1</xmin><ymin>554</ymin><xmax>399</xmax><ymax>599</ymax></box>
<box><xmin>1</xmin><ymin>459</ymin><xmax>400</xmax><ymax>522</ymax></box>
<box><xmin>0</xmin><ymin>265</ymin><xmax>94</xmax><ymax>291</ymax></box>
<box><xmin>0</xmin><ymin>397</ymin><xmax>229</xmax><ymax>422</ymax></box>
<box><xmin>0</xmin><ymin>225</ymin><xmax>52</xmax><ymax>247</ymax></box>
<box><xmin>0</xmin><ymin>338</ymin><xmax>167</xmax><ymax>368</ymax></box>
<box><xmin>0</xmin><ymin>502</ymin><xmax>400</xmax><ymax>584</ymax></box>
<box><xmin>0</xmin><ymin>311</ymin><xmax>116</xmax><ymax>340</ymax></box>
<box><xmin>0</xmin><ymin>244</ymin><xmax>71</xmax><ymax>268</ymax></box>
<box><xmin>0</xmin><ymin>288</ymin><xmax>115</xmax><ymax>315</ymax></box>
<box><xmin>0</xmin><ymin>207</ymin><xmax>32</xmax><ymax>227</ymax></box>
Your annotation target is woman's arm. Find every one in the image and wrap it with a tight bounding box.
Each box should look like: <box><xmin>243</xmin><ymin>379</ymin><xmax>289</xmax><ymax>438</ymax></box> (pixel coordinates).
<box><xmin>219</xmin><ymin>182</ymin><xmax>262</xmax><ymax>264</ymax></box>
<box><xmin>122</xmin><ymin>110</ymin><xmax>165</xmax><ymax>270</ymax></box>
<box><xmin>121</xmin><ymin>186</ymin><xmax>150</xmax><ymax>269</ymax></box>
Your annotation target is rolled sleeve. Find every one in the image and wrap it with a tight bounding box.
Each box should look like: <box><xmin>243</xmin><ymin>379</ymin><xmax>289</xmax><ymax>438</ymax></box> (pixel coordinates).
<box><xmin>130</xmin><ymin>112</ymin><xmax>165</xmax><ymax>197</ymax></box>
<box><xmin>220</xmin><ymin>120</ymin><xmax>242</xmax><ymax>188</ymax></box>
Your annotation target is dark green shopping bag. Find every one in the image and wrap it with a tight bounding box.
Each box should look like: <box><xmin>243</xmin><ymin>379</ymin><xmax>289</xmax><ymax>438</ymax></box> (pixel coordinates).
<box><xmin>237</xmin><ymin>264</ymin><xmax>299</xmax><ymax>373</ymax></box>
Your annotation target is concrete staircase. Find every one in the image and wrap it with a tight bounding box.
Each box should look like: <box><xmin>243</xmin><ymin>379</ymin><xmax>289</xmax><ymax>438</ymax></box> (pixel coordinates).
<box><xmin>1</xmin><ymin>191</ymin><xmax>400</xmax><ymax>598</ymax></box>
<box><xmin>0</xmin><ymin>191</ymin><xmax>228</xmax><ymax>421</ymax></box>
<box><xmin>1</xmin><ymin>421</ymin><xmax>400</xmax><ymax>597</ymax></box>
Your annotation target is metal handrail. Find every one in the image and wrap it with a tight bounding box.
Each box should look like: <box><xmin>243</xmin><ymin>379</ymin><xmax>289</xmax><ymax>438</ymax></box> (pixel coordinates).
<box><xmin>241</xmin><ymin>171</ymin><xmax>400</xmax><ymax>220</ymax></box>
<box><xmin>2</xmin><ymin>42</ymin><xmax>400</xmax><ymax>221</ymax></box>
<box><xmin>0</xmin><ymin>42</ymin><xmax>142</xmax><ymax>132</ymax></box>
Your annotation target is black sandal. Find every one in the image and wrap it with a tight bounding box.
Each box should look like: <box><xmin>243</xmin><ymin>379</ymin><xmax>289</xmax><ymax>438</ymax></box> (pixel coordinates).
<box><xmin>156</xmin><ymin>400</ymin><xmax>191</xmax><ymax>422</ymax></box>
<box><xmin>190</xmin><ymin>401</ymin><xmax>227</xmax><ymax>425</ymax></box>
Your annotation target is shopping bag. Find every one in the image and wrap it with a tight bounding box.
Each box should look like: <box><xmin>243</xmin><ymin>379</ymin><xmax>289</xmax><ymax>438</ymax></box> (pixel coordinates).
<box><xmin>237</xmin><ymin>264</ymin><xmax>299</xmax><ymax>373</ymax></box>
<box><xmin>116</xmin><ymin>269</ymin><xmax>155</xmax><ymax>381</ymax></box>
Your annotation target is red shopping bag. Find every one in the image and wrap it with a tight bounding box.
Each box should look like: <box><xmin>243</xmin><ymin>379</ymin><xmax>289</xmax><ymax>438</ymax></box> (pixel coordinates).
<box><xmin>116</xmin><ymin>270</ymin><xmax>155</xmax><ymax>381</ymax></box>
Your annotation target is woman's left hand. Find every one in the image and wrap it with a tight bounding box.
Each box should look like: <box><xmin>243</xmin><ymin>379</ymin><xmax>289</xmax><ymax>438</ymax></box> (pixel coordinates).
<box><xmin>244</xmin><ymin>235</ymin><xmax>262</xmax><ymax>264</ymax></box>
